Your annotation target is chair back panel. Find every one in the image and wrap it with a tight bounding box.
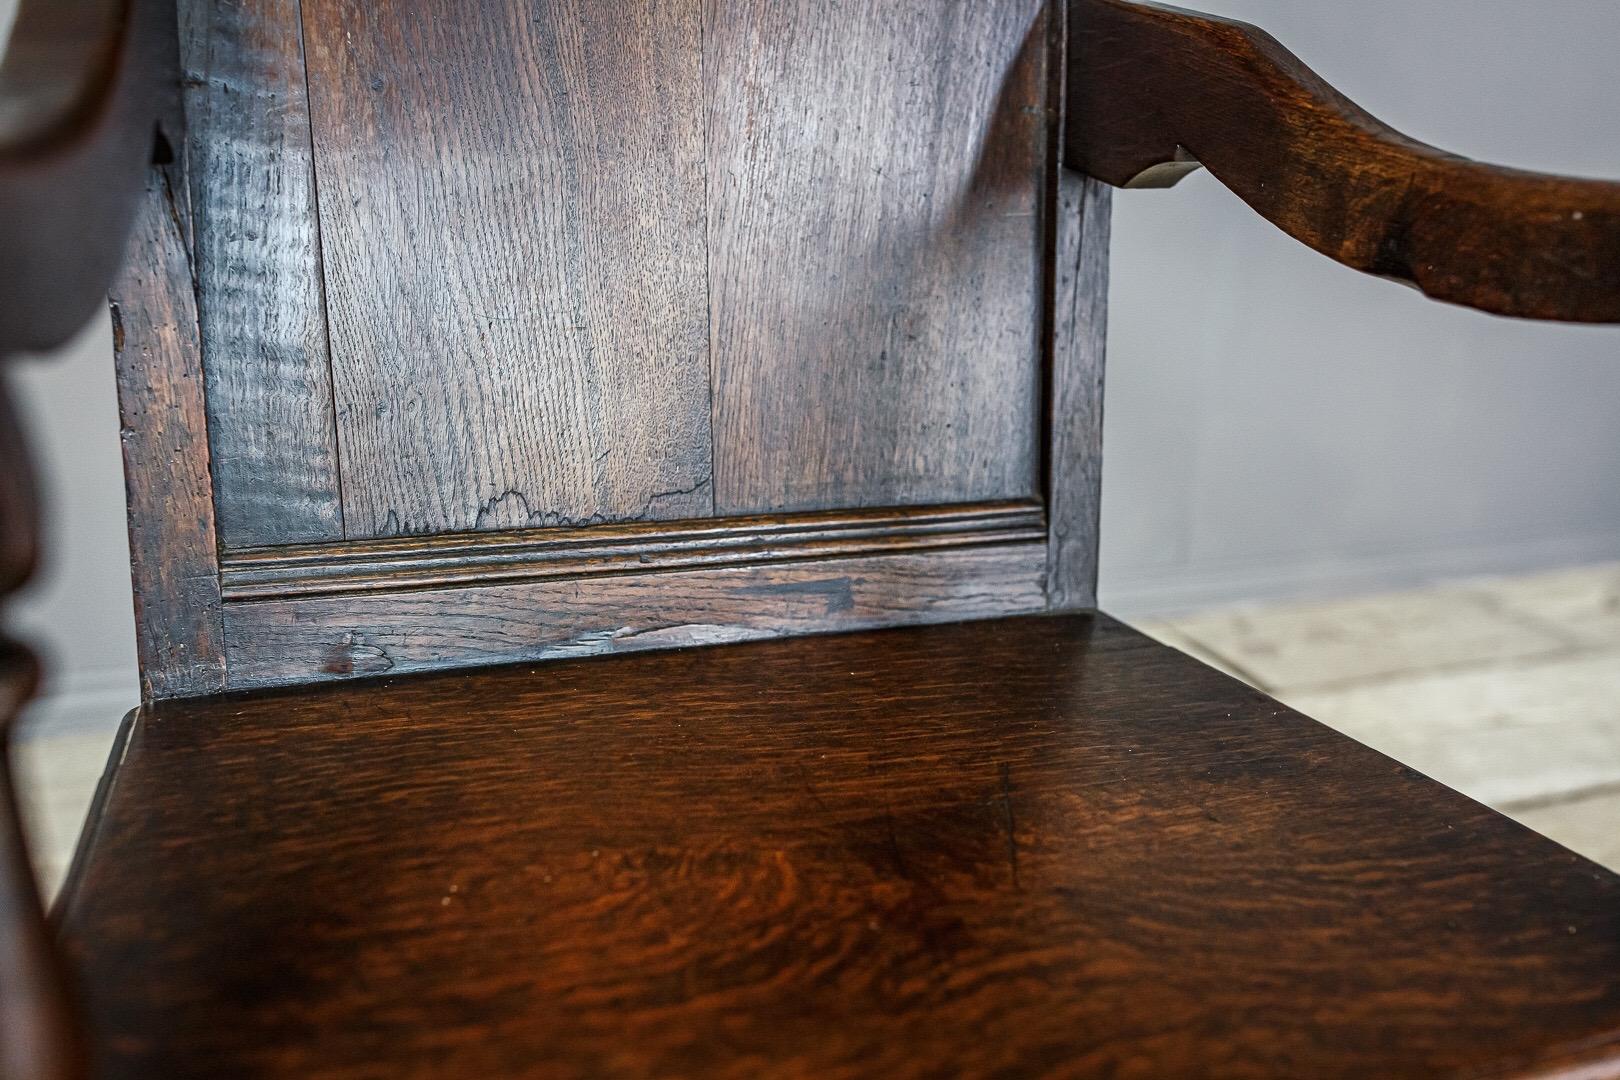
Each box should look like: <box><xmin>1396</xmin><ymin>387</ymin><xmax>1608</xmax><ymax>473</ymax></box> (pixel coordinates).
<box><xmin>115</xmin><ymin>0</ymin><xmax>1112</xmax><ymax>697</ymax></box>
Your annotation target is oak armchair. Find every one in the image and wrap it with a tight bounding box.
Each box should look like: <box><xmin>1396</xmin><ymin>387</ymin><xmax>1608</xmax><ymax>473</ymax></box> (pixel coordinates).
<box><xmin>3</xmin><ymin>1</ymin><xmax>1620</xmax><ymax>1077</ymax></box>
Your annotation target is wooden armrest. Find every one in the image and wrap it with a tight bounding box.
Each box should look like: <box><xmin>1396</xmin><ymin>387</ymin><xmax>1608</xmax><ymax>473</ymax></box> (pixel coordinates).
<box><xmin>0</xmin><ymin>0</ymin><xmax>167</xmax><ymax>353</ymax></box>
<box><xmin>2</xmin><ymin>3</ymin><xmax>170</xmax><ymax>1078</ymax></box>
<box><xmin>0</xmin><ymin>0</ymin><xmax>124</xmax><ymax>150</ymax></box>
<box><xmin>1066</xmin><ymin>0</ymin><xmax>1620</xmax><ymax>323</ymax></box>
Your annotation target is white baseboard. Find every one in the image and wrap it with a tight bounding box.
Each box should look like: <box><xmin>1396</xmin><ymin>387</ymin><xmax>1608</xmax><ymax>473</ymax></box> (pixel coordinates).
<box><xmin>1100</xmin><ymin>528</ymin><xmax>1620</xmax><ymax>618</ymax></box>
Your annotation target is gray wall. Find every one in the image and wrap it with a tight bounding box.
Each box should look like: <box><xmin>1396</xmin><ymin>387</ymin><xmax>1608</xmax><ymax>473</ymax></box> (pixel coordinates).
<box><xmin>6</xmin><ymin>0</ymin><xmax>1620</xmax><ymax>727</ymax></box>
<box><xmin>1099</xmin><ymin>0</ymin><xmax>1620</xmax><ymax>613</ymax></box>
<box><xmin>10</xmin><ymin>315</ymin><xmax>137</xmax><ymax>722</ymax></box>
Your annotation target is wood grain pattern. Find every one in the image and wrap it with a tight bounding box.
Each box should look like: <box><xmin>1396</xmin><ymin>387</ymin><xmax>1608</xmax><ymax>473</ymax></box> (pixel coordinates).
<box><xmin>220</xmin><ymin>544</ymin><xmax>1049</xmax><ymax>689</ymax></box>
<box><xmin>301</xmin><ymin>0</ymin><xmax>713</xmax><ymax>538</ymax></box>
<box><xmin>111</xmin><ymin>0</ymin><xmax>1111</xmax><ymax>701</ymax></box>
<box><xmin>218</xmin><ymin>501</ymin><xmax>1047</xmax><ymax>600</ymax></box>
<box><xmin>57</xmin><ymin>615</ymin><xmax>1620</xmax><ymax>1079</ymax></box>
<box><xmin>182</xmin><ymin>0</ymin><xmax>345</xmax><ymax>548</ymax></box>
<box><xmin>1045</xmin><ymin>172</ymin><xmax>1110</xmax><ymax>609</ymax></box>
<box><xmin>112</xmin><ymin>157</ymin><xmax>228</xmax><ymax>702</ymax></box>
<box><xmin>1066</xmin><ymin>0</ymin><xmax>1620</xmax><ymax>323</ymax></box>
<box><xmin>707</xmin><ymin>0</ymin><xmax>1049</xmax><ymax>513</ymax></box>
<box><xmin>36</xmin><ymin>3</ymin><xmax>1620</xmax><ymax>1077</ymax></box>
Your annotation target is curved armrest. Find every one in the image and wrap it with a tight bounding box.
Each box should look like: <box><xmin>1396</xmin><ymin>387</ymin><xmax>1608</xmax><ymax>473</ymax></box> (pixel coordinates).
<box><xmin>0</xmin><ymin>0</ymin><xmax>166</xmax><ymax>353</ymax></box>
<box><xmin>2</xmin><ymin>3</ymin><xmax>171</xmax><ymax>1079</ymax></box>
<box><xmin>1065</xmin><ymin>0</ymin><xmax>1620</xmax><ymax>323</ymax></box>
<box><xmin>0</xmin><ymin>0</ymin><xmax>124</xmax><ymax>150</ymax></box>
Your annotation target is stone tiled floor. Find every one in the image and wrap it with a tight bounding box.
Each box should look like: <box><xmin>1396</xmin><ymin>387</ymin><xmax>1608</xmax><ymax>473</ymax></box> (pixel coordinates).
<box><xmin>13</xmin><ymin>560</ymin><xmax>1620</xmax><ymax>902</ymax></box>
<box><xmin>1137</xmin><ymin>560</ymin><xmax>1620</xmax><ymax>871</ymax></box>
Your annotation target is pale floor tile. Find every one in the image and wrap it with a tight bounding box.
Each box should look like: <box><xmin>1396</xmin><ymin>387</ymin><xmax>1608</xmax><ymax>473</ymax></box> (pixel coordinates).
<box><xmin>14</xmin><ymin>729</ymin><xmax>120</xmax><ymax>901</ymax></box>
<box><xmin>1468</xmin><ymin>561</ymin><xmax>1620</xmax><ymax>650</ymax></box>
<box><xmin>1126</xmin><ymin>619</ymin><xmax>1261</xmax><ymax>687</ymax></box>
<box><xmin>1162</xmin><ymin>588</ymin><xmax>1576</xmax><ymax>692</ymax></box>
<box><xmin>1280</xmin><ymin>649</ymin><xmax>1620</xmax><ymax>809</ymax></box>
<box><xmin>1510</xmin><ymin>788</ymin><xmax>1620</xmax><ymax>872</ymax></box>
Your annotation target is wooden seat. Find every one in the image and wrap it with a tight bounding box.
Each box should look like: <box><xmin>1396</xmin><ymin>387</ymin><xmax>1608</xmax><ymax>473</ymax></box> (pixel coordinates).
<box><xmin>7</xmin><ymin>0</ymin><xmax>1620</xmax><ymax>1077</ymax></box>
<box><xmin>56</xmin><ymin>615</ymin><xmax>1620</xmax><ymax>1079</ymax></box>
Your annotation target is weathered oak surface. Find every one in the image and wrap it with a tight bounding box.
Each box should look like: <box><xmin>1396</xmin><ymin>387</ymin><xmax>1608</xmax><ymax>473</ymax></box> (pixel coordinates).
<box><xmin>219</xmin><ymin>543</ymin><xmax>1048</xmax><ymax>689</ymax></box>
<box><xmin>119</xmin><ymin>0</ymin><xmax>1103</xmax><ymax>693</ymax></box>
<box><xmin>58</xmin><ymin>616</ymin><xmax>1620</xmax><ymax>1079</ymax></box>
<box><xmin>175</xmin><ymin>0</ymin><xmax>1071</xmax><ymax>536</ymax></box>
<box><xmin>302</xmin><ymin>0</ymin><xmax>714</xmax><ymax>538</ymax></box>
<box><xmin>183</xmin><ymin>0</ymin><xmax>346</xmax><ymax>547</ymax></box>
<box><xmin>707</xmin><ymin>0</ymin><xmax>1049</xmax><ymax>513</ymax></box>
<box><xmin>1045</xmin><ymin>173</ymin><xmax>1109</xmax><ymax>608</ymax></box>
<box><xmin>112</xmin><ymin>156</ymin><xmax>228</xmax><ymax>702</ymax></box>
<box><xmin>23</xmin><ymin>3</ymin><xmax>1620</xmax><ymax>1079</ymax></box>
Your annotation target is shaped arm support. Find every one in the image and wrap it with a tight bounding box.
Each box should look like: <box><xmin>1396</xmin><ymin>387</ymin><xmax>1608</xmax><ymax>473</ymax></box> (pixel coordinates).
<box><xmin>1066</xmin><ymin>0</ymin><xmax>1620</xmax><ymax>322</ymax></box>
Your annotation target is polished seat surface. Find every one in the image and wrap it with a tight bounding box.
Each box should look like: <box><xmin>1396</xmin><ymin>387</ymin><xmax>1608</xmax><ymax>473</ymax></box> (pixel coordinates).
<box><xmin>57</xmin><ymin>614</ymin><xmax>1620</xmax><ymax>1079</ymax></box>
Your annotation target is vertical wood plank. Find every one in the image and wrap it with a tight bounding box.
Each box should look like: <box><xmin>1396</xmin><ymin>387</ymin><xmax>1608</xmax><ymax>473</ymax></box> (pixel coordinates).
<box><xmin>182</xmin><ymin>0</ymin><xmax>345</xmax><ymax>549</ymax></box>
<box><xmin>1046</xmin><ymin>172</ymin><xmax>1110</xmax><ymax>610</ymax></box>
<box><xmin>111</xmin><ymin>160</ymin><xmax>228</xmax><ymax>700</ymax></box>
<box><xmin>707</xmin><ymin>0</ymin><xmax>1049</xmax><ymax>514</ymax></box>
<box><xmin>300</xmin><ymin>0</ymin><xmax>713</xmax><ymax>539</ymax></box>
